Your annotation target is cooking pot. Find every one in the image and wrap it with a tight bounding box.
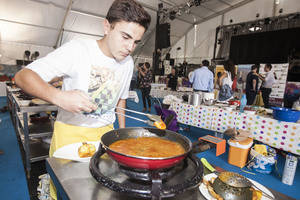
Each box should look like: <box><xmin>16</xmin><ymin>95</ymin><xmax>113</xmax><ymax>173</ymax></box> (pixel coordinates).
<box><xmin>212</xmin><ymin>171</ymin><xmax>253</xmax><ymax>200</ymax></box>
<box><xmin>97</xmin><ymin>127</ymin><xmax>193</xmax><ymax>170</ymax></box>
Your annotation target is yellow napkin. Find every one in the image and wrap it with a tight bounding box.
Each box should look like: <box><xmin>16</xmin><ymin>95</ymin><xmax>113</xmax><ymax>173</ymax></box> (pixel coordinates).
<box><xmin>254</xmin><ymin>144</ymin><xmax>267</xmax><ymax>155</ymax></box>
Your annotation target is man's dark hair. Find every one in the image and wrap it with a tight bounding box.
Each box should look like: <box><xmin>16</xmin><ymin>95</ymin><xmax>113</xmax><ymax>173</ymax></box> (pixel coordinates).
<box><xmin>144</xmin><ymin>62</ymin><xmax>151</xmax><ymax>69</ymax></box>
<box><xmin>265</xmin><ymin>63</ymin><xmax>272</xmax><ymax>70</ymax></box>
<box><xmin>251</xmin><ymin>64</ymin><xmax>258</xmax><ymax>70</ymax></box>
<box><xmin>106</xmin><ymin>0</ymin><xmax>151</xmax><ymax>31</ymax></box>
<box><xmin>202</xmin><ymin>60</ymin><xmax>209</xmax><ymax>67</ymax></box>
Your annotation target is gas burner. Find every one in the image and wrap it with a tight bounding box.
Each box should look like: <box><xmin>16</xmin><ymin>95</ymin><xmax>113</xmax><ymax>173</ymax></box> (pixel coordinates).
<box><xmin>89</xmin><ymin>145</ymin><xmax>203</xmax><ymax>200</ymax></box>
<box><xmin>119</xmin><ymin>160</ymin><xmax>188</xmax><ymax>182</ymax></box>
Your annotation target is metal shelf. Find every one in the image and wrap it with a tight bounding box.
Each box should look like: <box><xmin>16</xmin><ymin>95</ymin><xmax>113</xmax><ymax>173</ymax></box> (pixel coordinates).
<box><xmin>7</xmin><ymin>85</ymin><xmax>57</xmax><ymax>177</ymax></box>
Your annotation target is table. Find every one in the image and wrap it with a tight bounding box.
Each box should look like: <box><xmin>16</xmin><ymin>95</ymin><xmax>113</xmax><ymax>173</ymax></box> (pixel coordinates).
<box><xmin>171</xmin><ymin>102</ymin><xmax>300</xmax><ymax>155</ymax></box>
<box><xmin>150</xmin><ymin>89</ymin><xmax>192</xmax><ymax>99</ymax></box>
<box><xmin>46</xmin><ymin>157</ymin><xmax>294</xmax><ymax>200</ymax></box>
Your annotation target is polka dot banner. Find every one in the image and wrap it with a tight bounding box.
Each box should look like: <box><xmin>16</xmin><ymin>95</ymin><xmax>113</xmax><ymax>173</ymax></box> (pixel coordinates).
<box><xmin>170</xmin><ymin>102</ymin><xmax>300</xmax><ymax>155</ymax></box>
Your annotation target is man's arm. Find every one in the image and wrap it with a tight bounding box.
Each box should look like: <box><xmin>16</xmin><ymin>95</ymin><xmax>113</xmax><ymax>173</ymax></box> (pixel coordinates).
<box><xmin>252</xmin><ymin>79</ymin><xmax>257</xmax><ymax>91</ymax></box>
<box><xmin>254</xmin><ymin>72</ymin><xmax>265</xmax><ymax>82</ymax></box>
<box><xmin>116</xmin><ymin>99</ymin><xmax>126</xmax><ymax>128</ymax></box>
<box><xmin>209</xmin><ymin>74</ymin><xmax>214</xmax><ymax>92</ymax></box>
<box><xmin>14</xmin><ymin>69</ymin><xmax>96</xmax><ymax>113</ymax></box>
<box><xmin>189</xmin><ymin>72</ymin><xmax>194</xmax><ymax>83</ymax></box>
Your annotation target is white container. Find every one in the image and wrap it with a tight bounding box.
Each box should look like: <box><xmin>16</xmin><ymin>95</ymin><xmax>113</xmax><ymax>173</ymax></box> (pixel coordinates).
<box><xmin>282</xmin><ymin>154</ymin><xmax>298</xmax><ymax>185</ymax></box>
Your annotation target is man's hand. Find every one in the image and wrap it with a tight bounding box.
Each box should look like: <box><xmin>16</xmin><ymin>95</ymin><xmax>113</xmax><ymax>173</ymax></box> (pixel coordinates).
<box><xmin>55</xmin><ymin>90</ymin><xmax>97</xmax><ymax>113</ymax></box>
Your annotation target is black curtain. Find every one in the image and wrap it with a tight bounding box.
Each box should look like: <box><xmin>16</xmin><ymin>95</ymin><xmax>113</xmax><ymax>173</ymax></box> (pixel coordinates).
<box><xmin>229</xmin><ymin>27</ymin><xmax>300</xmax><ymax>64</ymax></box>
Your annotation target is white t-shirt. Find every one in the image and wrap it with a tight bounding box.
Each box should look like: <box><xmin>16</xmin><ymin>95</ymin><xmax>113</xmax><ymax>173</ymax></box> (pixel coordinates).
<box><xmin>222</xmin><ymin>71</ymin><xmax>233</xmax><ymax>88</ymax></box>
<box><xmin>26</xmin><ymin>38</ymin><xmax>133</xmax><ymax>128</ymax></box>
<box><xmin>262</xmin><ymin>71</ymin><xmax>275</xmax><ymax>89</ymax></box>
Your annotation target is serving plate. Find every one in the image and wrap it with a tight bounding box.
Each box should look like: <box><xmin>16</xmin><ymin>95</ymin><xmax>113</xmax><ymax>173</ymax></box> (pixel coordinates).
<box><xmin>53</xmin><ymin>141</ymin><xmax>100</xmax><ymax>162</ymax></box>
<box><xmin>199</xmin><ymin>173</ymin><xmax>274</xmax><ymax>200</ymax></box>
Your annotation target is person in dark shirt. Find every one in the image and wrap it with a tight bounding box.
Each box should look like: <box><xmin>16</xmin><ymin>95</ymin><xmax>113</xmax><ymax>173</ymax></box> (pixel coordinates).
<box><xmin>138</xmin><ymin>62</ymin><xmax>152</xmax><ymax>112</ymax></box>
<box><xmin>167</xmin><ymin>68</ymin><xmax>178</xmax><ymax>91</ymax></box>
<box><xmin>245</xmin><ymin>64</ymin><xmax>259</xmax><ymax>105</ymax></box>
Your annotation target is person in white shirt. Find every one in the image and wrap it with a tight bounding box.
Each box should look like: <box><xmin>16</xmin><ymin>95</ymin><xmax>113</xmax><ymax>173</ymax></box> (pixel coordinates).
<box><xmin>14</xmin><ymin>0</ymin><xmax>151</xmax><ymax>199</ymax></box>
<box><xmin>255</xmin><ymin>63</ymin><xmax>275</xmax><ymax>108</ymax></box>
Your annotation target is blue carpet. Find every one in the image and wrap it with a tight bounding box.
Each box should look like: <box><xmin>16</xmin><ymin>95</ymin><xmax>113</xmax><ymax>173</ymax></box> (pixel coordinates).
<box><xmin>0</xmin><ymin>97</ymin><xmax>30</xmax><ymax>200</ymax></box>
<box><xmin>123</xmin><ymin>90</ymin><xmax>299</xmax><ymax>199</ymax></box>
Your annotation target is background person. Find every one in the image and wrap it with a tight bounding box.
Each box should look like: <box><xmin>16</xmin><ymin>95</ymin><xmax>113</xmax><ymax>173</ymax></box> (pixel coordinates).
<box><xmin>166</xmin><ymin>67</ymin><xmax>178</xmax><ymax>91</ymax></box>
<box><xmin>14</xmin><ymin>0</ymin><xmax>151</xmax><ymax>199</ymax></box>
<box><xmin>189</xmin><ymin>60</ymin><xmax>214</xmax><ymax>92</ymax></box>
<box><xmin>245</xmin><ymin>64</ymin><xmax>259</xmax><ymax>105</ymax></box>
<box><xmin>218</xmin><ymin>60</ymin><xmax>236</xmax><ymax>101</ymax></box>
<box><xmin>138</xmin><ymin>62</ymin><xmax>152</xmax><ymax>112</ymax></box>
<box><xmin>254</xmin><ymin>63</ymin><xmax>276</xmax><ymax>108</ymax></box>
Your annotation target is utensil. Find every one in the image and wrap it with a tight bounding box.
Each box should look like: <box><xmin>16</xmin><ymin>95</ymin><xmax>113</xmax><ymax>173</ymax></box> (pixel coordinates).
<box><xmin>201</xmin><ymin>158</ymin><xmax>275</xmax><ymax>200</ymax></box>
<box><xmin>199</xmin><ymin>174</ymin><xmax>274</xmax><ymax>200</ymax></box>
<box><xmin>99</xmin><ymin>127</ymin><xmax>193</xmax><ymax>170</ymax></box>
<box><xmin>91</xmin><ymin>102</ymin><xmax>166</xmax><ymax>129</ymax></box>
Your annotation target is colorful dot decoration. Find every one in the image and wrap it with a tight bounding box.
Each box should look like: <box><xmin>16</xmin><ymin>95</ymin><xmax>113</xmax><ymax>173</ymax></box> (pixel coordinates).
<box><xmin>170</xmin><ymin>102</ymin><xmax>300</xmax><ymax>156</ymax></box>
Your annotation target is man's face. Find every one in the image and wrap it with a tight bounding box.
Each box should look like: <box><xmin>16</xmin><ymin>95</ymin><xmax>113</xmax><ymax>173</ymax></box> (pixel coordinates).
<box><xmin>171</xmin><ymin>69</ymin><xmax>175</xmax><ymax>75</ymax></box>
<box><xmin>104</xmin><ymin>20</ymin><xmax>145</xmax><ymax>62</ymax></box>
<box><xmin>264</xmin><ymin>65</ymin><xmax>270</xmax><ymax>72</ymax></box>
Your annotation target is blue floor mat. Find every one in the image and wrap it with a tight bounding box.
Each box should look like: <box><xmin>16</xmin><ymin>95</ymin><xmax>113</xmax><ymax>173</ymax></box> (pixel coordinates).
<box><xmin>0</xmin><ymin>97</ymin><xmax>30</xmax><ymax>200</ymax></box>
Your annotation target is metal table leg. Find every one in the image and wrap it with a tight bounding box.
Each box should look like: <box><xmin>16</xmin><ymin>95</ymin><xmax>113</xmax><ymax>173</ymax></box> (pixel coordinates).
<box><xmin>23</xmin><ymin>112</ymin><xmax>31</xmax><ymax>178</ymax></box>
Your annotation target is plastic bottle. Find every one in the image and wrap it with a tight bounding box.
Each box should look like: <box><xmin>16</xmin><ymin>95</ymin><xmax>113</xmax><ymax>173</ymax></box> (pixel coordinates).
<box><xmin>240</xmin><ymin>94</ymin><xmax>247</xmax><ymax>113</ymax></box>
<box><xmin>282</xmin><ymin>153</ymin><xmax>298</xmax><ymax>185</ymax></box>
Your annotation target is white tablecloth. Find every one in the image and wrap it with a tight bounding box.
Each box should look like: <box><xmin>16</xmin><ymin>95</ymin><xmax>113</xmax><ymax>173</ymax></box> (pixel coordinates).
<box><xmin>170</xmin><ymin>102</ymin><xmax>300</xmax><ymax>155</ymax></box>
<box><xmin>150</xmin><ymin>89</ymin><xmax>192</xmax><ymax>99</ymax></box>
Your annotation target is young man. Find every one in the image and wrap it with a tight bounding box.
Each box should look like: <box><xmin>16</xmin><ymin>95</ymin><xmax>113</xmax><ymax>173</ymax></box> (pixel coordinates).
<box><xmin>254</xmin><ymin>63</ymin><xmax>275</xmax><ymax>108</ymax></box>
<box><xmin>14</xmin><ymin>0</ymin><xmax>151</xmax><ymax>199</ymax></box>
<box><xmin>189</xmin><ymin>59</ymin><xmax>214</xmax><ymax>92</ymax></box>
<box><xmin>245</xmin><ymin>64</ymin><xmax>259</xmax><ymax>105</ymax></box>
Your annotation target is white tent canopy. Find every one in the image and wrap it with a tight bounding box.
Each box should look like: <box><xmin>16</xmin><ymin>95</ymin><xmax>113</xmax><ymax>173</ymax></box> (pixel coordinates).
<box><xmin>0</xmin><ymin>0</ymin><xmax>299</xmax><ymax>65</ymax></box>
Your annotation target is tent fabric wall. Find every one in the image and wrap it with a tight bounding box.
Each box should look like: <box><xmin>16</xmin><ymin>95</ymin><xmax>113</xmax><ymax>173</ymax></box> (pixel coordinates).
<box><xmin>1</xmin><ymin>0</ymin><xmax>300</xmax><ymax>65</ymax></box>
<box><xmin>170</xmin><ymin>0</ymin><xmax>300</xmax><ymax>64</ymax></box>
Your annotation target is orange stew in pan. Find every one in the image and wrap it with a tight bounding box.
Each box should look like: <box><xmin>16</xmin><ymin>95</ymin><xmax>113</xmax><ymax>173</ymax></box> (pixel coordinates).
<box><xmin>109</xmin><ymin>137</ymin><xmax>185</xmax><ymax>158</ymax></box>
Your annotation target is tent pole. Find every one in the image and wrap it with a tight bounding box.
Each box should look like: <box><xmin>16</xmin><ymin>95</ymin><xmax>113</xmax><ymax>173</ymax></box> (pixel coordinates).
<box><xmin>54</xmin><ymin>0</ymin><xmax>73</xmax><ymax>49</ymax></box>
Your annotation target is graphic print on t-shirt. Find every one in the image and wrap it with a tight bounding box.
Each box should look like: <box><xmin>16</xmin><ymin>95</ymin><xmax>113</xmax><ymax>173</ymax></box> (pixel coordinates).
<box><xmin>86</xmin><ymin>65</ymin><xmax>122</xmax><ymax>116</ymax></box>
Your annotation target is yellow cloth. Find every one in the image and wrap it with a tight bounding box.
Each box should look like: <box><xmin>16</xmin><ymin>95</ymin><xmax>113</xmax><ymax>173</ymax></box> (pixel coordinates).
<box><xmin>254</xmin><ymin>144</ymin><xmax>267</xmax><ymax>155</ymax></box>
<box><xmin>253</xmin><ymin>91</ymin><xmax>264</xmax><ymax>107</ymax></box>
<box><xmin>49</xmin><ymin>121</ymin><xmax>113</xmax><ymax>200</ymax></box>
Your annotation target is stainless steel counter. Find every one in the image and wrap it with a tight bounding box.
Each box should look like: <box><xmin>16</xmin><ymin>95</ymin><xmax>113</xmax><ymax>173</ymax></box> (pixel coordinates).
<box><xmin>46</xmin><ymin>157</ymin><xmax>205</xmax><ymax>200</ymax></box>
<box><xmin>46</xmin><ymin>157</ymin><xmax>296</xmax><ymax>200</ymax></box>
